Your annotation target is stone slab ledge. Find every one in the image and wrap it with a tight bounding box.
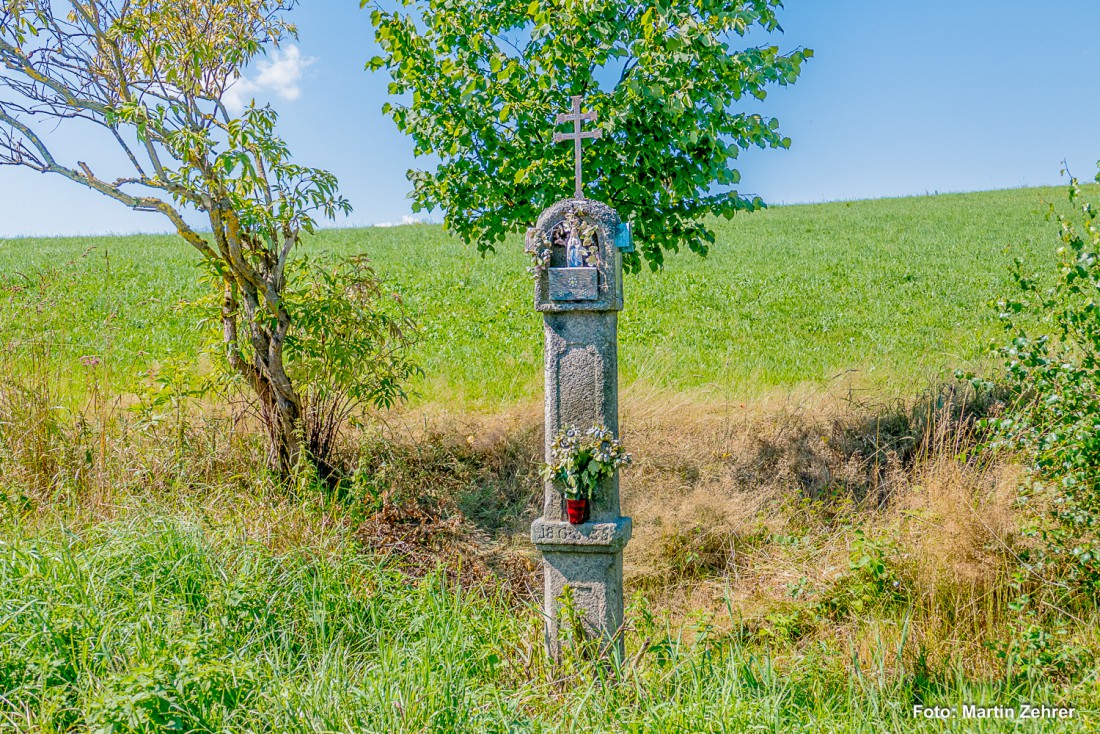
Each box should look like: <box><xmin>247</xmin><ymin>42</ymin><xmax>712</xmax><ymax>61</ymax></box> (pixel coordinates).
<box><xmin>531</xmin><ymin>517</ymin><xmax>632</xmax><ymax>553</ymax></box>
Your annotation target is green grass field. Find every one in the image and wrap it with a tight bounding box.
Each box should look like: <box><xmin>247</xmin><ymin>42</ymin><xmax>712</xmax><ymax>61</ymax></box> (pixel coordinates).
<box><xmin>2</xmin><ymin>186</ymin><xmax>1098</xmax><ymax>733</ymax></box>
<box><xmin>0</xmin><ymin>186</ymin><xmax>1071</xmax><ymax>409</ymax></box>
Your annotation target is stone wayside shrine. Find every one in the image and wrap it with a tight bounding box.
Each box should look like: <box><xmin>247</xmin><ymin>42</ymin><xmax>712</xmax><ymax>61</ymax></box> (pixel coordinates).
<box><xmin>527</xmin><ymin>95</ymin><xmax>634</xmax><ymax>659</ymax></box>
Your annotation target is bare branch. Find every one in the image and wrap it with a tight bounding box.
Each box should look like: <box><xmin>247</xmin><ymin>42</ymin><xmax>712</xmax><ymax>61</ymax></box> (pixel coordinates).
<box><xmin>110</xmin><ymin>126</ymin><xmax>147</xmax><ymax>178</ymax></box>
<box><xmin>0</xmin><ymin>106</ymin><xmax>218</xmax><ymax>261</ymax></box>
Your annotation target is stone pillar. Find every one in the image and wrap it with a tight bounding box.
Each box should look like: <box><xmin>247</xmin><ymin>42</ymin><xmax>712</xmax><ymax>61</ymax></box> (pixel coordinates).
<box><xmin>527</xmin><ymin>198</ymin><xmax>632</xmax><ymax>659</ymax></box>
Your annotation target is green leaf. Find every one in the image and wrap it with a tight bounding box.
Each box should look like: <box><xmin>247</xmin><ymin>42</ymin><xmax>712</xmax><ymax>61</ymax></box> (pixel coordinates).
<box><xmin>366</xmin><ymin>0</ymin><xmax>809</xmax><ymax>269</ymax></box>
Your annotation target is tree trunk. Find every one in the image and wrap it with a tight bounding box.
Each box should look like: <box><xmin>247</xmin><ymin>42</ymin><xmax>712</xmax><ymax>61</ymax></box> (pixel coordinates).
<box><xmin>223</xmin><ymin>280</ymin><xmax>304</xmax><ymax>475</ymax></box>
<box><xmin>254</xmin><ymin>365</ymin><xmax>303</xmax><ymax>475</ymax></box>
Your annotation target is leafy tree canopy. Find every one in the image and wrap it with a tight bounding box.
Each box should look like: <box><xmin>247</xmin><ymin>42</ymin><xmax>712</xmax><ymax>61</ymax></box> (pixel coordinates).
<box><xmin>367</xmin><ymin>0</ymin><xmax>812</xmax><ymax>271</ymax></box>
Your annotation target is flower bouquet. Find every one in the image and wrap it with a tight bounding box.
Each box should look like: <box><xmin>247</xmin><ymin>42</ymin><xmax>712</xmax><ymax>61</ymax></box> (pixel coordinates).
<box><xmin>543</xmin><ymin>424</ymin><xmax>631</xmax><ymax>524</ymax></box>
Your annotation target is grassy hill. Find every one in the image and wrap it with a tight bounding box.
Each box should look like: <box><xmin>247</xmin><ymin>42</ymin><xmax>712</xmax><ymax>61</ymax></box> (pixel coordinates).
<box><xmin>0</xmin><ymin>185</ymin><xmax>1072</xmax><ymax>409</ymax></box>
<box><xmin>1</xmin><ymin>186</ymin><xmax>1097</xmax><ymax>732</ymax></box>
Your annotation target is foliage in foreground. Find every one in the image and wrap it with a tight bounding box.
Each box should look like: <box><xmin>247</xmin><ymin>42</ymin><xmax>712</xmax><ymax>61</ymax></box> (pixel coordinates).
<box><xmin>368</xmin><ymin>0</ymin><xmax>812</xmax><ymax>271</ymax></box>
<box><xmin>967</xmin><ymin>172</ymin><xmax>1100</xmax><ymax>682</ymax></box>
<box><xmin>0</xmin><ymin>518</ymin><xmax>1094</xmax><ymax>734</ymax></box>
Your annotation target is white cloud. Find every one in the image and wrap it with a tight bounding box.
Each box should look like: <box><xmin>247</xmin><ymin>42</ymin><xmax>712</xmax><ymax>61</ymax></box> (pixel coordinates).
<box><xmin>224</xmin><ymin>45</ymin><xmax>315</xmax><ymax>114</ymax></box>
<box><xmin>373</xmin><ymin>215</ymin><xmax>425</xmax><ymax>228</ymax></box>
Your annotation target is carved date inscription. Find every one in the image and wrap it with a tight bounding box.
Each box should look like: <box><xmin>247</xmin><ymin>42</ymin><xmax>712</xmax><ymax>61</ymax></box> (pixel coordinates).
<box><xmin>532</xmin><ymin>520</ymin><xmax>619</xmax><ymax>546</ymax></box>
<box><xmin>530</xmin><ymin>519</ymin><xmax>633</xmax><ymax>548</ymax></box>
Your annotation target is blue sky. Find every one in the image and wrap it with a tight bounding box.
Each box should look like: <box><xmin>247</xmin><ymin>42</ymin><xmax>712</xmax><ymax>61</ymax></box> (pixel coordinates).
<box><xmin>2</xmin><ymin>0</ymin><xmax>1099</xmax><ymax>237</ymax></box>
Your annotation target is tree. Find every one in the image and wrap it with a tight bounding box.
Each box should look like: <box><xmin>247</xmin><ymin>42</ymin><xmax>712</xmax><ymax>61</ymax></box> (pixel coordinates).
<box><xmin>0</xmin><ymin>1</ymin><xmax>417</xmax><ymax>474</ymax></box>
<box><xmin>367</xmin><ymin>0</ymin><xmax>812</xmax><ymax>271</ymax></box>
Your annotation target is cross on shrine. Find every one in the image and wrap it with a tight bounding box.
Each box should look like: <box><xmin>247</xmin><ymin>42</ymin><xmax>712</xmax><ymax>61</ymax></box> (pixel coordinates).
<box><xmin>553</xmin><ymin>95</ymin><xmax>602</xmax><ymax>199</ymax></box>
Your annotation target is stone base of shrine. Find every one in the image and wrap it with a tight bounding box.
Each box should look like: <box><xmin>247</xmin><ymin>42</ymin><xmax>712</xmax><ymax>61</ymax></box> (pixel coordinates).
<box><xmin>532</xmin><ymin>517</ymin><xmax>631</xmax><ymax>660</ymax></box>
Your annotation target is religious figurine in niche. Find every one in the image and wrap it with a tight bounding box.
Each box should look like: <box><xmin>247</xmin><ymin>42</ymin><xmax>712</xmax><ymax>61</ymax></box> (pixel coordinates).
<box><xmin>565</xmin><ymin>223</ymin><xmax>585</xmax><ymax>267</ymax></box>
<box><xmin>553</xmin><ymin>210</ymin><xmax>598</xmax><ymax>268</ymax></box>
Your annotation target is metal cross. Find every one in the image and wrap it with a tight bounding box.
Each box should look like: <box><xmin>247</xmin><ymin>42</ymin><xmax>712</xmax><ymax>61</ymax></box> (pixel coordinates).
<box><xmin>553</xmin><ymin>95</ymin><xmax>602</xmax><ymax>199</ymax></box>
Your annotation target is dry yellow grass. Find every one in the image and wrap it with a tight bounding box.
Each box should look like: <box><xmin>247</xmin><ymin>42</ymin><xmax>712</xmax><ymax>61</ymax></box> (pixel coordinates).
<box><xmin>0</xmin><ymin>357</ymin><xmax>1049</xmax><ymax>675</ymax></box>
<box><xmin>362</xmin><ymin>378</ymin><xmax>1030</xmax><ymax>672</ymax></box>
<box><xmin>453</xmin><ymin>381</ymin><xmax>1021</xmax><ymax>673</ymax></box>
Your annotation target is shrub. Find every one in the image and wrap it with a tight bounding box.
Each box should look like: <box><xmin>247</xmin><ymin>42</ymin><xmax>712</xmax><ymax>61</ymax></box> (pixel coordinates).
<box><xmin>194</xmin><ymin>254</ymin><xmax>420</xmax><ymax>480</ymax></box>
<box><xmin>988</xmin><ymin>171</ymin><xmax>1100</xmax><ymax>599</ymax></box>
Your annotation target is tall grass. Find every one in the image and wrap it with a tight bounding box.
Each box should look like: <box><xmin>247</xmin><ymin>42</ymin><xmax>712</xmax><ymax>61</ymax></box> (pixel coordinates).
<box><xmin>0</xmin><ymin>350</ymin><xmax>1096</xmax><ymax>731</ymax></box>
<box><xmin>0</xmin><ymin>518</ymin><xmax>1094</xmax><ymax>733</ymax></box>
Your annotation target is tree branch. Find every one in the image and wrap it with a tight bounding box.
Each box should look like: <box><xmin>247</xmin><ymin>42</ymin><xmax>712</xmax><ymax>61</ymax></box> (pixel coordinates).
<box><xmin>0</xmin><ymin>106</ymin><xmax>218</xmax><ymax>262</ymax></box>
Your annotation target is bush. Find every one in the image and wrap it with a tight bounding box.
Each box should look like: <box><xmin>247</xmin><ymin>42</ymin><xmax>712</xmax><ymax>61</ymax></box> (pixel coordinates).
<box><xmin>196</xmin><ymin>254</ymin><xmax>420</xmax><ymax>480</ymax></box>
<box><xmin>284</xmin><ymin>255</ymin><xmax>421</xmax><ymax>477</ymax></box>
<box><xmin>989</xmin><ymin>172</ymin><xmax>1100</xmax><ymax>599</ymax></box>
<box><xmin>817</xmin><ymin>530</ymin><xmax>908</xmax><ymax>620</ymax></box>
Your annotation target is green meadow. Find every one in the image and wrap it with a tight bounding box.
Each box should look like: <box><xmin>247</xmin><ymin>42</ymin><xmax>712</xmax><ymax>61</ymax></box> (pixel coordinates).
<box><xmin>2</xmin><ymin>186</ymin><xmax>1098</xmax><ymax>732</ymax></box>
<box><xmin>0</xmin><ymin>186</ymin><xmax>1067</xmax><ymax>409</ymax></box>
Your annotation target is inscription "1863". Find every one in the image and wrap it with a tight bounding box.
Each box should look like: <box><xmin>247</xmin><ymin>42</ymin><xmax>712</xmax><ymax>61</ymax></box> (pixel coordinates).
<box><xmin>548</xmin><ymin>267</ymin><xmax>598</xmax><ymax>301</ymax></box>
<box><xmin>532</xmin><ymin>521</ymin><xmax>618</xmax><ymax>545</ymax></box>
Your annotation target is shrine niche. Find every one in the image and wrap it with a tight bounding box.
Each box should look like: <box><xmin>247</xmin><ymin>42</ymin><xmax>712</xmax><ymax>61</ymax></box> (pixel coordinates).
<box><xmin>525</xmin><ymin>198</ymin><xmax>626</xmax><ymax>313</ymax></box>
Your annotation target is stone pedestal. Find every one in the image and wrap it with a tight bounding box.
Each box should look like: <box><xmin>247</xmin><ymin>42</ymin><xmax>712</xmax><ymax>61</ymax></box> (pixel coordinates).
<box><xmin>526</xmin><ymin>198</ymin><xmax>632</xmax><ymax>659</ymax></box>
<box><xmin>532</xmin><ymin>518</ymin><xmax>631</xmax><ymax>658</ymax></box>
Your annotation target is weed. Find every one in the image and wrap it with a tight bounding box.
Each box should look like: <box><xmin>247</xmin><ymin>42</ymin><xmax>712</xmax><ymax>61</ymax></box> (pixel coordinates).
<box><xmin>817</xmin><ymin>530</ymin><xmax>909</xmax><ymax>620</ymax></box>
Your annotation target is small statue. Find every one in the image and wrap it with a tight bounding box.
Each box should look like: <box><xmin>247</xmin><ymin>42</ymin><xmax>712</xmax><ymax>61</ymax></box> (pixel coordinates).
<box><xmin>565</xmin><ymin>223</ymin><xmax>586</xmax><ymax>267</ymax></box>
<box><xmin>558</xmin><ymin>210</ymin><xmax>594</xmax><ymax>268</ymax></box>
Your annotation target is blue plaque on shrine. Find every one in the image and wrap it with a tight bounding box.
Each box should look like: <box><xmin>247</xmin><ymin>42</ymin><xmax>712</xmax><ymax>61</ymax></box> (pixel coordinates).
<box><xmin>615</xmin><ymin>221</ymin><xmax>634</xmax><ymax>253</ymax></box>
